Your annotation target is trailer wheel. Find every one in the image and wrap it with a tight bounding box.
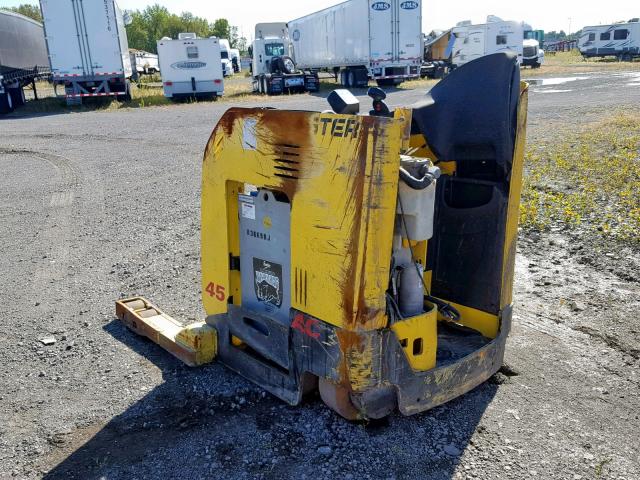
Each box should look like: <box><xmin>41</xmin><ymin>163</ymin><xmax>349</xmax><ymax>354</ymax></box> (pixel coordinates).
<box><xmin>9</xmin><ymin>87</ymin><xmax>26</xmax><ymax>107</ymax></box>
<box><xmin>347</xmin><ymin>69</ymin><xmax>356</xmax><ymax>89</ymax></box>
<box><xmin>122</xmin><ymin>81</ymin><xmax>132</xmax><ymax>102</ymax></box>
<box><xmin>0</xmin><ymin>92</ymin><xmax>14</xmax><ymax>114</ymax></box>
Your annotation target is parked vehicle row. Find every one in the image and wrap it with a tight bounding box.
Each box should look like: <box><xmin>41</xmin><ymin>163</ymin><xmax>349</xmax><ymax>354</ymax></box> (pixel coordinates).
<box><xmin>2</xmin><ymin>0</ymin><xmax>636</xmax><ymax>111</ymax></box>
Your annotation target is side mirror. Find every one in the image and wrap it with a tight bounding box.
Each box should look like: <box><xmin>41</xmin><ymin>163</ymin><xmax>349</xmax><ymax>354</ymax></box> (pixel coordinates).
<box><xmin>123</xmin><ymin>12</ymin><xmax>133</xmax><ymax>26</ymax></box>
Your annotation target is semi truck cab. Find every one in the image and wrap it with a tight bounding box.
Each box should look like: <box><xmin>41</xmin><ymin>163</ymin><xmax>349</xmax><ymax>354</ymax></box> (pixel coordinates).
<box><xmin>251</xmin><ymin>23</ymin><xmax>318</xmax><ymax>95</ymax></box>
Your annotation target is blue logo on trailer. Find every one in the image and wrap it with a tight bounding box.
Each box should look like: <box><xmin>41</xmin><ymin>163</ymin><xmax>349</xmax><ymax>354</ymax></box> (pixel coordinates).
<box><xmin>371</xmin><ymin>2</ymin><xmax>391</xmax><ymax>11</ymax></box>
<box><xmin>292</xmin><ymin>29</ymin><xmax>301</xmax><ymax>41</ymax></box>
<box><xmin>400</xmin><ymin>1</ymin><xmax>419</xmax><ymax>9</ymax></box>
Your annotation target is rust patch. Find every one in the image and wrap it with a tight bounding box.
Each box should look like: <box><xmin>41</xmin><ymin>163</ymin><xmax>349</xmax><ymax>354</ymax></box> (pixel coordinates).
<box><xmin>339</xmin><ymin>117</ymin><xmax>390</xmax><ymax>329</ymax></box>
<box><xmin>335</xmin><ymin>329</ymin><xmax>363</xmax><ymax>387</ymax></box>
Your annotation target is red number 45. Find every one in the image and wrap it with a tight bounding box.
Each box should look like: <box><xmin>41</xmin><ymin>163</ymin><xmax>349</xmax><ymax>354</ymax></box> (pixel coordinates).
<box><xmin>205</xmin><ymin>282</ymin><xmax>226</xmax><ymax>301</ymax></box>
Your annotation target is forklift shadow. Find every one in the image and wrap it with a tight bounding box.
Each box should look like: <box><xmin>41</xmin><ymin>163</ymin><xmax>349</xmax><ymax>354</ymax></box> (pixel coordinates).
<box><xmin>42</xmin><ymin>319</ymin><xmax>499</xmax><ymax>480</ymax></box>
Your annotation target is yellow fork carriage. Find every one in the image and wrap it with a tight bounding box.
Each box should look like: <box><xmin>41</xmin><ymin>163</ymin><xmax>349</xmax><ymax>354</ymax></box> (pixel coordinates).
<box><xmin>117</xmin><ymin>53</ymin><xmax>528</xmax><ymax>420</ymax></box>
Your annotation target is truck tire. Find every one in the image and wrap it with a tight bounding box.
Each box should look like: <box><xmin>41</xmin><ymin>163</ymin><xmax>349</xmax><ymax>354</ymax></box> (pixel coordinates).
<box><xmin>0</xmin><ymin>91</ymin><xmax>14</xmax><ymax>114</ymax></box>
<box><xmin>9</xmin><ymin>87</ymin><xmax>26</xmax><ymax>107</ymax></box>
<box><xmin>122</xmin><ymin>80</ymin><xmax>132</xmax><ymax>102</ymax></box>
<box><xmin>281</xmin><ymin>56</ymin><xmax>296</xmax><ymax>74</ymax></box>
<box><xmin>347</xmin><ymin>69</ymin><xmax>356</xmax><ymax>89</ymax></box>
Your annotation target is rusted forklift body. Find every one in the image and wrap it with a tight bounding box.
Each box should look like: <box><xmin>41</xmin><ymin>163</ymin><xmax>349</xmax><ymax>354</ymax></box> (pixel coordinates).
<box><xmin>117</xmin><ymin>53</ymin><xmax>528</xmax><ymax>419</ymax></box>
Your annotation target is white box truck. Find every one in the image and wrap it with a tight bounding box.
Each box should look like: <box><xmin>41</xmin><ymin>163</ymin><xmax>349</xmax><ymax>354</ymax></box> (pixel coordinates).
<box><xmin>39</xmin><ymin>0</ymin><xmax>133</xmax><ymax>105</ymax></box>
<box><xmin>157</xmin><ymin>33</ymin><xmax>224</xmax><ymax>100</ymax></box>
<box><xmin>219</xmin><ymin>39</ymin><xmax>233</xmax><ymax>77</ymax></box>
<box><xmin>451</xmin><ymin>16</ymin><xmax>523</xmax><ymax>68</ymax></box>
<box><xmin>578</xmin><ymin>19</ymin><xmax>640</xmax><ymax>61</ymax></box>
<box><xmin>288</xmin><ymin>0</ymin><xmax>423</xmax><ymax>88</ymax></box>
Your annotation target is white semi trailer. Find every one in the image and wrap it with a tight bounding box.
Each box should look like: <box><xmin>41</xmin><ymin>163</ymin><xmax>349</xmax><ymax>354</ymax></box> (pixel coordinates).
<box><xmin>39</xmin><ymin>0</ymin><xmax>133</xmax><ymax>105</ymax></box>
<box><xmin>451</xmin><ymin>16</ymin><xmax>524</xmax><ymax>68</ymax></box>
<box><xmin>578</xmin><ymin>19</ymin><xmax>640</xmax><ymax>61</ymax></box>
<box><xmin>289</xmin><ymin>0</ymin><xmax>423</xmax><ymax>88</ymax></box>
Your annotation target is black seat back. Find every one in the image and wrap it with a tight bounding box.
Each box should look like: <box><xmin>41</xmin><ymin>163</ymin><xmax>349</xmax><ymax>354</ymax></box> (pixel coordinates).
<box><xmin>411</xmin><ymin>53</ymin><xmax>521</xmax><ymax>315</ymax></box>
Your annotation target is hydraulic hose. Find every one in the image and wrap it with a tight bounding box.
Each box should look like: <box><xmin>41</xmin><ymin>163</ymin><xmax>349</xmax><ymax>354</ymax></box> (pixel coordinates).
<box><xmin>399</xmin><ymin>165</ymin><xmax>441</xmax><ymax>190</ymax></box>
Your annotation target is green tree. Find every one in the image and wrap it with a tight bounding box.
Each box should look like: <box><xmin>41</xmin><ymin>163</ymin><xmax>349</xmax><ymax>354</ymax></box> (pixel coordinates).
<box><xmin>6</xmin><ymin>4</ymin><xmax>42</xmax><ymax>23</ymax></box>
<box><xmin>125</xmin><ymin>11</ymin><xmax>150</xmax><ymax>51</ymax></box>
<box><xmin>210</xmin><ymin>18</ymin><xmax>230</xmax><ymax>40</ymax></box>
<box><xmin>124</xmin><ymin>6</ymin><xmax>239</xmax><ymax>54</ymax></box>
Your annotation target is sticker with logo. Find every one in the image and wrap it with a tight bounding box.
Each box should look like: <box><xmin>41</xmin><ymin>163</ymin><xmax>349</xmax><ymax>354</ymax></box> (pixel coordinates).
<box><xmin>371</xmin><ymin>1</ymin><xmax>391</xmax><ymax>11</ymax></box>
<box><xmin>292</xmin><ymin>29</ymin><xmax>301</xmax><ymax>41</ymax></box>
<box><xmin>253</xmin><ymin>258</ymin><xmax>283</xmax><ymax>307</ymax></box>
<box><xmin>400</xmin><ymin>1</ymin><xmax>419</xmax><ymax>9</ymax></box>
<box><xmin>171</xmin><ymin>61</ymin><xmax>207</xmax><ymax>69</ymax></box>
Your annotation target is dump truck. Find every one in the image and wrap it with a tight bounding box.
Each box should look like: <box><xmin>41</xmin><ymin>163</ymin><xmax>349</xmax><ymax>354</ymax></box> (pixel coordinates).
<box><xmin>0</xmin><ymin>10</ymin><xmax>50</xmax><ymax>114</ymax></box>
<box><xmin>39</xmin><ymin>0</ymin><xmax>133</xmax><ymax>105</ymax></box>
<box><xmin>289</xmin><ymin>0</ymin><xmax>423</xmax><ymax>87</ymax></box>
<box><xmin>117</xmin><ymin>52</ymin><xmax>528</xmax><ymax>420</ymax></box>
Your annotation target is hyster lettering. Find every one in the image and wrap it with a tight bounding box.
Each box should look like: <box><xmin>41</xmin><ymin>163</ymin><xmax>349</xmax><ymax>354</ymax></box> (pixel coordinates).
<box><xmin>314</xmin><ymin>117</ymin><xmax>360</xmax><ymax>138</ymax></box>
<box><xmin>400</xmin><ymin>1</ymin><xmax>419</xmax><ymax>9</ymax></box>
<box><xmin>371</xmin><ymin>2</ymin><xmax>391</xmax><ymax>11</ymax></box>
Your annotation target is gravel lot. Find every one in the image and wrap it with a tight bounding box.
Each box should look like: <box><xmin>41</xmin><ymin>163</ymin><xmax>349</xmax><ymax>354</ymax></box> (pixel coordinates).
<box><xmin>1</xmin><ymin>71</ymin><xmax>639</xmax><ymax>480</ymax></box>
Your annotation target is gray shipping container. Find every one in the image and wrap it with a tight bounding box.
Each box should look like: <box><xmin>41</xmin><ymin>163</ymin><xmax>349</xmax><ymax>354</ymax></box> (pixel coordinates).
<box><xmin>0</xmin><ymin>10</ymin><xmax>49</xmax><ymax>75</ymax></box>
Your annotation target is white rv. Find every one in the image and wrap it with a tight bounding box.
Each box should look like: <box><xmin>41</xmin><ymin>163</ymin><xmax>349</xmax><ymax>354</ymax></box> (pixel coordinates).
<box><xmin>157</xmin><ymin>33</ymin><xmax>224</xmax><ymax>100</ymax></box>
<box><xmin>578</xmin><ymin>19</ymin><xmax>640</xmax><ymax>61</ymax></box>
<box><xmin>130</xmin><ymin>50</ymin><xmax>159</xmax><ymax>76</ymax></box>
<box><xmin>451</xmin><ymin>16</ymin><xmax>523</xmax><ymax>67</ymax></box>
<box><xmin>218</xmin><ymin>39</ymin><xmax>233</xmax><ymax>76</ymax></box>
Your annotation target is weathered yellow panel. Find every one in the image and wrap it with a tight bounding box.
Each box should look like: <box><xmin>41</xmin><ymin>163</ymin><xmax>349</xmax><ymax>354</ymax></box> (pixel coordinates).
<box><xmin>391</xmin><ymin>307</ymin><xmax>438</xmax><ymax>371</ymax></box>
<box><xmin>437</xmin><ymin>299</ymin><xmax>499</xmax><ymax>339</ymax></box>
<box><xmin>201</xmin><ymin>108</ymin><xmax>410</xmax><ymax>332</ymax></box>
<box><xmin>501</xmin><ymin>83</ymin><xmax>530</xmax><ymax>309</ymax></box>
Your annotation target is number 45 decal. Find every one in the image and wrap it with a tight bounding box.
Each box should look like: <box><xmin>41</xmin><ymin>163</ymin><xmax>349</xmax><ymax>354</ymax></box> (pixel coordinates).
<box><xmin>205</xmin><ymin>282</ymin><xmax>226</xmax><ymax>301</ymax></box>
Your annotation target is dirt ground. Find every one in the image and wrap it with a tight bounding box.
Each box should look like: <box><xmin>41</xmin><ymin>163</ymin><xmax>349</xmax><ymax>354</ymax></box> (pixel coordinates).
<box><xmin>1</xmin><ymin>66</ymin><xmax>639</xmax><ymax>480</ymax></box>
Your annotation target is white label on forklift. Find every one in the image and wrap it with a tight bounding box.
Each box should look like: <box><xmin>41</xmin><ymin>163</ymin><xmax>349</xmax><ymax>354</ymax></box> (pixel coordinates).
<box><xmin>241</xmin><ymin>202</ymin><xmax>256</xmax><ymax>220</ymax></box>
<box><xmin>243</xmin><ymin>118</ymin><xmax>257</xmax><ymax>150</ymax></box>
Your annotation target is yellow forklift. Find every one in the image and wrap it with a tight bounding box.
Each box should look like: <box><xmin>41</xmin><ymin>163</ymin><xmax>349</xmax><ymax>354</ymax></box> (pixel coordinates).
<box><xmin>117</xmin><ymin>53</ymin><xmax>528</xmax><ymax>420</ymax></box>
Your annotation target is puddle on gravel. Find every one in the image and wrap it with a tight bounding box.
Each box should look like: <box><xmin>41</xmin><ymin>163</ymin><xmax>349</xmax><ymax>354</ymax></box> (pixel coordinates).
<box><xmin>528</xmin><ymin>76</ymin><xmax>585</xmax><ymax>86</ymax></box>
<box><xmin>539</xmin><ymin>89</ymin><xmax>573</xmax><ymax>93</ymax></box>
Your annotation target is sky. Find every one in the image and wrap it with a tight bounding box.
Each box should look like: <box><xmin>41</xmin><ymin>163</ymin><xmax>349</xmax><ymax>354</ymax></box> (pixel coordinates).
<box><xmin>2</xmin><ymin>0</ymin><xmax>638</xmax><ymax>40</ymax></box>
